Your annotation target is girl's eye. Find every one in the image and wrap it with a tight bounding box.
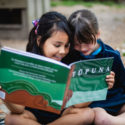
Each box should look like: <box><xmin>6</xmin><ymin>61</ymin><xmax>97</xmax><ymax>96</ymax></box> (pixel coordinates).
<box><xmin>65</xmin><ymin>43</ymin><xmax>70</xmax><ymax>48</ymax></box>
<box><xmin>54</xmin><ymin>44</ymin><xmax>61</xmax><ymax>47</ymax></box>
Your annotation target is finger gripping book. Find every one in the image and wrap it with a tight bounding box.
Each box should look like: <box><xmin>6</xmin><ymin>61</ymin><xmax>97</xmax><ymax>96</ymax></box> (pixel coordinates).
<box><xmin>0</xmin><ymin>47</ymin><xmax>114</xmax><ymax>114</ymax></box>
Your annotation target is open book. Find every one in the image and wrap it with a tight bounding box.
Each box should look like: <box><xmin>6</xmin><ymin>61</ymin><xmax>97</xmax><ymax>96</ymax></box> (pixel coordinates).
<box><xmin>0</xmin><ymin>47</ymin><xmax>114</xmax><ymax>114</ymax></box>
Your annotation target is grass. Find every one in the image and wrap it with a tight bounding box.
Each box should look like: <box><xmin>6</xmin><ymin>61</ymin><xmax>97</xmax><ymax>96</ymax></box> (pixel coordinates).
<box><xmin>51</xmin><ymin>0</ymin><xmax>125</xmax><ymax>8</ymax></box>
<box><xmin>123</xmin><ymin>41</ymin><xmax>125</xmax><ymax>56</ymax></box>
<box><xmin>51</xmin><ymin>1</ymin><xmax>94</xmax><ymax>7</ymax></box>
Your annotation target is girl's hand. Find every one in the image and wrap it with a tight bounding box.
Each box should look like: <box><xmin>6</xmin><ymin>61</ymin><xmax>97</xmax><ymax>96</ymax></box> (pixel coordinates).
<box><xmin>106</xmin><ymin>71</ymin><xmax>115</xmax><ymax>89</ymax></box>
<box><xmin>62</xmin><ymin>102</ymin><xmax>92</xmax><ymax>116</ymax></box>
<box><xmin>73</xmin><ymin>102</ymin><xmax>92</xmax><ymax>108</ymax></box>
<box><xmin>62</xmin><ymin>106</ymin><xmax>83</xmax><ymax>116</ymax></box>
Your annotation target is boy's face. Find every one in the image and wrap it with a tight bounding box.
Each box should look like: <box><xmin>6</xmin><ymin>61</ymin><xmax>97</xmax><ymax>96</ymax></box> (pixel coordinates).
<box><xmin>74</xmin><ymin>41</ymin><xmax>98</xmax><ymax>56</ymax></box>
<box><xmin>42</xmin><ymin>31</ymin><xmax>70</xmax><ymax>61</ymax></box>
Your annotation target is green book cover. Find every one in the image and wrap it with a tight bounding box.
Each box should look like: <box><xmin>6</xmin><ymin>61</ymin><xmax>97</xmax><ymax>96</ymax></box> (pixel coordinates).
<box><xmin>0</xmin><ymin>47</ymin><xmax>70</xmax><ymax>114</ymax></box>
<box><xmin>65</xmin><ymin>58</ymin><xmax>113</xmax><ymax>107</ymax></box>
<box><xmin>0</xmin><ymin>47</ymin><xmax>114</xmax><ymax>114</ymax></box>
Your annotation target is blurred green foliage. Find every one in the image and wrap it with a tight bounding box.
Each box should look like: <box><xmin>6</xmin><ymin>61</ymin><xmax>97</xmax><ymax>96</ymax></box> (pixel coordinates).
<box><xmin>51</xmin><ymin>0</ymin><xmax>125</xmax><ymax>8</ymax></box>
<box><xmin>123</xmin><ymin>53</ymin><xmax>125</xmax><ymax>56</ymax></box>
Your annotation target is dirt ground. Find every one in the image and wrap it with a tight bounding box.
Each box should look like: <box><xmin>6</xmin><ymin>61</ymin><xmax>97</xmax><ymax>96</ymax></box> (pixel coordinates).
<box><xmin>52</xmin><ymin>5</ymin><xmax>125</xmax><ymax>64</ymax></box>
<box><xmin>0</xmin><ymin>4</ymin><xmax>125</xmax><ymax>64</ymax></box>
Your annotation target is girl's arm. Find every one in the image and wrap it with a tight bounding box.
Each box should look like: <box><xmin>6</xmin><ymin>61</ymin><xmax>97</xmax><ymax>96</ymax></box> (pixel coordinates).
<box><xmin>73</xmin><ymin>102</ymin><xmax>92</xmax><ymax>108</ymax></box>
<box><xmin>4</xmin><ymin>101</ymin><xmax>25</xmax><ymax>114</ymax></box>
<box><xmin>106</xmin><ymin>71</ymin><xmax>115</xmax><ymax>89</ymax></box>
<box><xmin>0</xmin><ymin>86</ymin><xmax>25</xmax><ymax>114</ymax></box>
<box><xmin>62</xmin><ymin>102</ymin><xmax>92</xmax><ymax>116</ymax></box>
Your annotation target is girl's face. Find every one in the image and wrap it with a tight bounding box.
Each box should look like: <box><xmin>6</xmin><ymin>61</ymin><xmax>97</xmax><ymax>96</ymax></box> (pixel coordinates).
<box><xmin>74</xmin><ymin>41</ymin><xmax>98</xmax><ymax>56</ymax></box>
<box><xmin>42</xmin><ymin>31</ymin><xmax>70</xmax><ymax>61</ymax></box>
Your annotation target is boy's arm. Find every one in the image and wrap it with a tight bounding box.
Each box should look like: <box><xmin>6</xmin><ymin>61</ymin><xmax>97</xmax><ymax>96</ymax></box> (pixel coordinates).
<box><xmin>106</xmin><ymin>71</ymin><xmax>115</xmax><ymax>89</ymax></box>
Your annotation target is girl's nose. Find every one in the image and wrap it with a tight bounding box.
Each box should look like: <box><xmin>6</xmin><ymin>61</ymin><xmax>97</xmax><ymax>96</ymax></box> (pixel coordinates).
<box><xmin>59</xmin><ymin>47</ymin><xmax>65</xmax><ymax>54</ymax></box>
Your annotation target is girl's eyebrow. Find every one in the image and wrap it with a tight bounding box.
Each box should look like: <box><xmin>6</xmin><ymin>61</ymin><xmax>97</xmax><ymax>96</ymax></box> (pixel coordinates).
<box><xmin>55</xmin><ymin>41</ymin><xmax>63</xmax><ymax>43</ymax></box>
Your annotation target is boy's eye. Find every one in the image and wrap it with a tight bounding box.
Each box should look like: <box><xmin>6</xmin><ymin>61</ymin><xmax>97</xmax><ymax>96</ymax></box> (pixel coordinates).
<box><xmin>74</xmin><ymin>43</ymin><xmax>79</xmax><ymax>46</ymax></box>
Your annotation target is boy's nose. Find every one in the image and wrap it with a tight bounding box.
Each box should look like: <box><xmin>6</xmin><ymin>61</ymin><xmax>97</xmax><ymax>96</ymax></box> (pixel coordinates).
<box><xmin>80</xmin><ymin>45</ymin><xmax>88</xmax><ymax>51</ymax></box>
<box><xmin>80</xmin><ymin>46</ymin><xmax>85</xmax><ymax>51</ymax></box>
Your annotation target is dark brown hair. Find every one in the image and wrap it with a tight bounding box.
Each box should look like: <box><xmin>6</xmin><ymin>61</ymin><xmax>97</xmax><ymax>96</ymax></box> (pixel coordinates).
<box><xmin>26</xmin><ymin>11</ymin><xmax>72</xmax><ymax>55</ymax></box>
<box><xmin>68</xmin><ymin>9</ymin><xmax>99</xmax><ymax>44</ymax></box>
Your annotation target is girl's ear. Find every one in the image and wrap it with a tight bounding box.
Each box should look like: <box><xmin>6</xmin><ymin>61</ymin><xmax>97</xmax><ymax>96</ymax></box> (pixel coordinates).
<box><xmin>96</xmin><ymin>31</ymin><xmax>100</xmax><ymax>39</ymax></box>
<box><xmin>36</xmin><ymin>36</ymin><xmax>42</xmax><ymax>46</ymax></box>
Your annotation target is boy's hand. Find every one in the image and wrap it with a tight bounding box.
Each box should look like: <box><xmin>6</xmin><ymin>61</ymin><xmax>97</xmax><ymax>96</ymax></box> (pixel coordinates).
<box><xmin>106</xmin><ymin>71</ymin><xmax>115</xmax><ymax>89</ymax></box>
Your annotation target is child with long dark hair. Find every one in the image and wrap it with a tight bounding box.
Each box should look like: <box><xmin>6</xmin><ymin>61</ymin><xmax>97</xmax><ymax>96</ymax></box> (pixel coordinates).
<box><xmin>4</xmin><ymin>11</ymin><xmax>95</xmax><ymax>125</ymax></box>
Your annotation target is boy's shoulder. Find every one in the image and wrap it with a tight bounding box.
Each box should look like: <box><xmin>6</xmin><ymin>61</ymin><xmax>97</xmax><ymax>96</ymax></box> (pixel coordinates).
<box><xmin>98</xmin><ymin>39</ymin><xmax>120</xmax><ymax>57</ymax></box>
<box><xmin>105</xmin><ymin>44</ymin><xmax>120</xmax><ymax>56</ymax></box>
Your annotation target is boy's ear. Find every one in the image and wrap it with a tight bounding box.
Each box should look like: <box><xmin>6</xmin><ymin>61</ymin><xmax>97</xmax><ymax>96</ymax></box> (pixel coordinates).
<box><xmin>96</xmin><ymin>31</ymin><xmax>100</xmax><ymax>39</ymax></box>
<box><xmin>36</xmin><ymin>36</ymin><xmax>42</xmax><ymax>46</ymax></box>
